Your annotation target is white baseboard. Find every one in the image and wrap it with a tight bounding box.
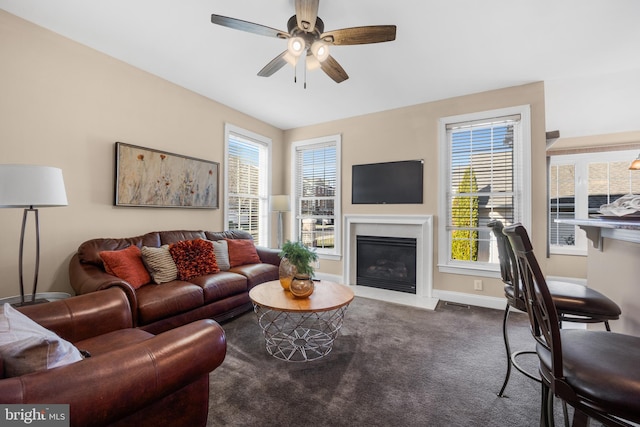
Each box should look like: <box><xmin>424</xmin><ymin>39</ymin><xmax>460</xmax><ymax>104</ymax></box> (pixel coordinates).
<box><xmin>317</xmin><ymin>273</ymin><xmax>507</xmax><ymax>311</ymax></box>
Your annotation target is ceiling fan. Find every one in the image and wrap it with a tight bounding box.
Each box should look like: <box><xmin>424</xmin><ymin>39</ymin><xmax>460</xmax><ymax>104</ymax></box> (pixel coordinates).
<box><xmin>211</xmin><ymin>0</ymin><xmax>396</xmax><ymax>84</ymax></box>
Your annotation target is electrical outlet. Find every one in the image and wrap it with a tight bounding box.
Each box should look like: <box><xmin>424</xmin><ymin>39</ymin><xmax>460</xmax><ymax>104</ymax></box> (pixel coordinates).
<box><xmin>314</xmin><ymin>260</ymin><xmax>320</xmax><ymax>269</ymax></box>
<box><xmin>474</xmin><ymin>279</ymin><xmax>483</xmax><ymax>291</ymax></box>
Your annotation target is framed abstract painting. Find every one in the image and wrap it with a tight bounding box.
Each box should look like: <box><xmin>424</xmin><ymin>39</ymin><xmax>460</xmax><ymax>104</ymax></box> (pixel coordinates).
<box><xmin>114</xmin><ymin>142</ymin><xmax>219</xmax><ymax>209</ymax></box>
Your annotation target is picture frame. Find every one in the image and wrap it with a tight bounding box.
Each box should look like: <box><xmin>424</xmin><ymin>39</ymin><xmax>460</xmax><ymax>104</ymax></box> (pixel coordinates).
<box><xmin>114</xmin><ymin>142</ymin><xmax>219</xmax><ymax>209</ymax></box>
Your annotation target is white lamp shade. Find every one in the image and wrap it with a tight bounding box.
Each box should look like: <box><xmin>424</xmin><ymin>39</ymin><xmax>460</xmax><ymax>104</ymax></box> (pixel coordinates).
<box><xmin>0</xmin><ymin>164</ymin><xmax>68</xmax><ymax>207</ymax></box>
<box><xmin>270</xmin><ymin>195</ymin><xmax>290</xmax><ymax>212</ymax></box>
<box><xmin>287</xmin><ymin>37</ymin><xmax>305</xmax><ymax>57</ymax></box>
<box><xmin>311</xmin><ymin>41</ymin><xmax>329</xmax><ymax>62</ymax></box>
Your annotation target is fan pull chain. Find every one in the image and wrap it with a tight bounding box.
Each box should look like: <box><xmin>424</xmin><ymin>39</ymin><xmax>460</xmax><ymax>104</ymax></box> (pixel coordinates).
<box><xmin>304</xmin><ymin>62</ymin><xmax>307</xmax><ymax>89</ymax></box>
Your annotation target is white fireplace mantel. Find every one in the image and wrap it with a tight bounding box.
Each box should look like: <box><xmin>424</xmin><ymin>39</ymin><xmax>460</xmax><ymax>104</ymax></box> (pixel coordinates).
<box><xmin>343</xmin><ymin>214</ymin><xmax>438</xmax><ymax>310</ymax></box>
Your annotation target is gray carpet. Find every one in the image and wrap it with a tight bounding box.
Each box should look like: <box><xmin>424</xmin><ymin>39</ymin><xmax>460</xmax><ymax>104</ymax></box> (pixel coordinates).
<box><xmin>207</xmin><ymin>297</ymin><xmax>581</xmax><ymax>426</ymax></box>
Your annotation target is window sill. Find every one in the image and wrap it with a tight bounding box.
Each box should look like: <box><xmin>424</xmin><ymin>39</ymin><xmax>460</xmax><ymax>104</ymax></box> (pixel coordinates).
<box><xmin>437</xmin><ymin>263</ymin><xmax>501</xmax><ymax>279</ymax></box>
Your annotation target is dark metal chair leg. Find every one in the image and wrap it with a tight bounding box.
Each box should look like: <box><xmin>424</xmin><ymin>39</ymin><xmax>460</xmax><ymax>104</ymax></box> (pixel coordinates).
<box><xmin>548</xmin><ymin>388</ymin><xmax>556</xmax><ymax>427</ymax></box>
<box><xmin>498</xmin><ymin>303</ymin><xmax>512</xmax><ymax>397</ymax></box>
<box><xmin>541</xmin><ymin>382</ymin><xmax>551</xmax><ymax>427</ymax></box>
<box><xmin>571</xmin><ymin>408</ymin><xmax>590</xmax><ymax>427</ymax></box>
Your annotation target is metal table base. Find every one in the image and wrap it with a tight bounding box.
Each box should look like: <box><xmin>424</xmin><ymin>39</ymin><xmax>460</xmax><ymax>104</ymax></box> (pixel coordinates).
<box><xmin>253</xmin><ymin>304</ymin><xmax>350</xmax><ymax>362</ymax></box>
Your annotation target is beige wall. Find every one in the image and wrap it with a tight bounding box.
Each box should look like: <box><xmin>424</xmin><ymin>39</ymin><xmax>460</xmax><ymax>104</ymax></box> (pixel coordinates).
<box><xmin>284</xmin><ymin>82</ymin><xmax>550</xmax><ymax>298</ymax></box>
<box><xmin>0</xmin><ymin>10</ymin><xmax>602</xmax><ymax>303</ymax></box>
<box><xmin>0</xmin><ymin>11</ymin><xmax>284</xmax><ymax>299</ymax></box>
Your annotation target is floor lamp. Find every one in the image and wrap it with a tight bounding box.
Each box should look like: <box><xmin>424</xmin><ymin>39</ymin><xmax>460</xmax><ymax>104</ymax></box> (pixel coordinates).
<box><xmin>0</xmin><ymin>165</ymin><xmax>68</xmax><ymax>306</ymax></box>
<box><xmin>270</xmin><ymin>195</ymin><xmax>290</xmax><ymax>249</ymax></box>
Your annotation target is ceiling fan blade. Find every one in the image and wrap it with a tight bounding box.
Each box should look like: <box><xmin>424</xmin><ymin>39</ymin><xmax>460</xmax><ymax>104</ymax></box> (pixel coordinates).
<box><xmin>211</xmin><ymin>14</ymin><xmax>289</xmax><ymax>39</ymax></box>
<box><xmin>257</xmin><ymin>51</ymin><xmax>289</xmax><ymax>77</ymax></box>
<box><xmin>321</xmin><ymin>25</ymin><xmax>396</xmax><ymax>45</ymax></box>
<box><xmin>295</xmin><ymin>0</ymin><xmax>319</xmax><ymax>32</ymax></box>
<box><xmin>320</xmin><ymin>55</ymin><xmax>349</xmax><ymax>83</ymax></box>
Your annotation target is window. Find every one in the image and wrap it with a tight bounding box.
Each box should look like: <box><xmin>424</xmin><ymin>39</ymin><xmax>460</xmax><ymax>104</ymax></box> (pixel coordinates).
<box><xmin>225</xmin><ymin>124</ymin><xmax>271</xmax><ymax>246</ymax></box>
<box><xmin>291</xmin><ymin>135</ymin><xmax>341</xmax><ymax>259</ymax></box>
<box><xmin>438</xmin><ymin>106</ymin><xmax>531</xmax><ymax>275</ymax></box>
<box><xmin>549</xmin><ymin>149</ymin><xmax>640</xmax><ymax>255</ymax></box>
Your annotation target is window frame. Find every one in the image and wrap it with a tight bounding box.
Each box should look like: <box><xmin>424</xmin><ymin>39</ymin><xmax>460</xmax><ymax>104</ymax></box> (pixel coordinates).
<box><xmin>437</xmin><ymin>105</ymin><xmax>532</xmax><ymax>277</ymax></box>
<box><xmin>548</xmin><ymin>149</ymin><xmax>640</xmax><ymax>256</ymax></box>
<box><xmin>224</xmin><ymin>123</ymin><xmax>272</xmax><ymax>246</ymax></box>
<box><xmin>290</xmin><ymin>134</ymin><xmax>342</xmax><ymax>260</ymax></box>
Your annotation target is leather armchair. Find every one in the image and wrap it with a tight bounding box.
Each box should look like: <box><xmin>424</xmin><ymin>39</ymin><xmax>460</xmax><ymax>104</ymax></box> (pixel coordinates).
<box><xmin>0</xmin><ymin>288</ymin><xmax>226</xmax><ymax>427</ymax></box>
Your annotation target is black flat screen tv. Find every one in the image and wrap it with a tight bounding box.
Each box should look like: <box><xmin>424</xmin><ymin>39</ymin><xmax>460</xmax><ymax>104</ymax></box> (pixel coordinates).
<box><xmin>352</xmin><ymin>160</ymin><xmax>424</xmax><ymax>204</ymax></box>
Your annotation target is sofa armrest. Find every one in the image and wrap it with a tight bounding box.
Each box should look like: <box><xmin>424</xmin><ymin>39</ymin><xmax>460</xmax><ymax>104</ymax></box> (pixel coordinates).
<box><xmin>69</xmin><ymin>253</ymin><xmax>139</xmax><ymax>324</ymax></box>
<box><xmin>256</xmin><ymin>246</ymin><xmax>281</xmax><ymax>267</ymax></box>
<box><xmin>0</xmin><ymin>319</ymin><xmax>226</xmax><ymax>427</ymax></box>
<box><xmin>17</xmin><ymin>288</ymin><xmax>133</xmax><ymax>342</ymax></box>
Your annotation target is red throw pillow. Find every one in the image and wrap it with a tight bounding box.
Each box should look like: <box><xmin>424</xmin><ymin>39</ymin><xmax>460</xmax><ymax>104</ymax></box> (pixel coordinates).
<box><xmin>169</xmin><ymin>239</ymin><xmax>219</xmax><ymax>280</ymax></box>
<box><xmin>99</xmin><ymin>245</ymin><xmax>151</xmax><ymax>289</ymax></box>
<box><xmin>226</xmin><ymin>239</ymin><xmax>261</xmax><ymax>267</ymax></box>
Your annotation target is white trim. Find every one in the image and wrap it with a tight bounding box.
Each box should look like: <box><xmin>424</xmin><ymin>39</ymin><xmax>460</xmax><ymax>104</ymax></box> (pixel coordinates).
<box><xmin>343</xmin><ymin>214</ymin><xmax>433</xmax><ymax>299</ymax></box>
<box><xmin>549</xmin><ymin>149</ymin><xmax>640</xmax><ymax>255</ymax></box>
<box><xmin>437</xmin><ymin>105</ymin><xmax>531</xmax><ymax>275</ymax></box>
<box><xmin>290</xmin><ymin>134</ymin><xmax>342</xmax><ymax>257</ymax></box>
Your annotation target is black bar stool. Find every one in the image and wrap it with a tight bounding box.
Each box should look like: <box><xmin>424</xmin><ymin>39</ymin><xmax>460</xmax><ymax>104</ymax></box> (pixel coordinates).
<box><xmin>487</xmin><ymin>220</ymin><xmax>621</xmax><ymax>398</ymax></box>
<box><xmin>503</xmin><ymin>223</ymin><xmax>640</xmax><ymax>427</ymax></box>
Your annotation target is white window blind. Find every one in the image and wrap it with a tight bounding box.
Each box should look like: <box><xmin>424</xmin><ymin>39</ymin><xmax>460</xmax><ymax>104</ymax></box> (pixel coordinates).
<box><xmin>226</xmin><ymin>128</ymin><xmax>269</xmax><ymax>245</ymax></box>
<box><xmin>439</xmin><ymin>107</ymin><xmax>530</xmax><ymax>275</ymax></box>
<box><xmin>292</xmin><ymin>137</ymin><xmax>340</xmax><ymax>255</ymax></box>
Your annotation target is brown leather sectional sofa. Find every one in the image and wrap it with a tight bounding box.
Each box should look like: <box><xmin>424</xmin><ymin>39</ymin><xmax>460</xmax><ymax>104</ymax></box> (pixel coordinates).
<box><xmin>69</xmin><ymin>230</ymin><xmax>280</xmax><ymax>334</ymax></box>
<box><xmin>0</xmin><ymin>287</ymin><xmax>226</xmax><ymax>427</ymax></box>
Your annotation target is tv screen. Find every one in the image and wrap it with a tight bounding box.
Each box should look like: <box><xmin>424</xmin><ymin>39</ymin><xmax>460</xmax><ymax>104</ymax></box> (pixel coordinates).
<box><xmin>352</xmin><ymin>160</ymin><xmax>424</xmax><ymax>204</ymax></box>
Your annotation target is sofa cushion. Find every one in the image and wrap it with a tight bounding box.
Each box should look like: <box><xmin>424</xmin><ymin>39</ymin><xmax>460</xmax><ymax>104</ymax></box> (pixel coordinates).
<box><xmin>77</xmin><ymin>232</ymin><xmax>161</xmax><ymax>266</ymax></box>
<box><xmin>136</xmin><ymin>281</ymin><xmax>204</xmax><ymax>325</ymax></box>
<box><xmin>230</xmin><ymin>263</ymin><xmax>279</xmax><ymax>289</ymax></box>
<box><xmin>169</xmin><ymin>239</ymin><xmax>219</xmax><ymax>280</ymax></box>
<box><xmin>99</xmin><ymin>245</ymin><xmax>151</xmax><ymax>289</ymax></box>
<box><xmin>210</xmin><ymin>240</ymin><xmax>230</xmax><ymax>271</ymax></box>
<box><xmin>141</xmin><ymin>245</ymin><xmax>178</xmax><ymax>284</ymax></box>
<box><xmin>0</xmin><ymin>304</ymin><xmax>84</xmax><ymax>377</ymax></box>
<box><xmin>226</xmin><ymin>239</ymin><xmax>261</xmax><ymax>267</ymax></box>
<box><xmin>75</xmin><ymin>328</ymin><xmax>154</xmax><ymax>356</ymax></box>
<box><xmin>205</xmin><ymin>230</ymin><xmax>253</xmax><ymax>241</ymax></box>
<box><xmin>159</xmin><ymin>230</ymin><xmax>207</xmax><ymax>245</ymax></box>
<box><xmin>188</xmin><ymin>271</ymin><xmax>248</xmax><ymax>303</ymax></box>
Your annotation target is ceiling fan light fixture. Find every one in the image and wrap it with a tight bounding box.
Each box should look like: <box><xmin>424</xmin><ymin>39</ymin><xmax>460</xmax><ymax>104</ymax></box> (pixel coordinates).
<box><xmin>306</xmin><ymin>54</ymin><xmax>321</xmax><ymax>70</ymax></box>
<box><xmin>284</xmin><ymin>52</ymin><xmax>298</xmax><ymax>67</ymax></box>
<box><xmin>287</xmin><ymin>36</ymin><xmax>305</xmax><ymax>56</ymax></box>
<box><xmin>311</xmin><ymin>41</ymin><xmax>329</xmax><ymax>62</ymax></box>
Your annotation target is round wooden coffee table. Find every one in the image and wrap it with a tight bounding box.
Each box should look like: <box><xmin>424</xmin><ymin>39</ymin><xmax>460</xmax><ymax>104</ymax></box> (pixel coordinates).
<box><xmin>249</xmin><ymin>280</ymin><xmax>355</xmax><ymax>362</ymax></box>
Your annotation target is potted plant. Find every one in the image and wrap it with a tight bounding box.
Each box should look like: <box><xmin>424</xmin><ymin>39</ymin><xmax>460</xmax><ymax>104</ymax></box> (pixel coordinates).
<box><xmin>278</xmin><ymin>240</ymin><xmax>318</xmax><ymax>297</ymax></box>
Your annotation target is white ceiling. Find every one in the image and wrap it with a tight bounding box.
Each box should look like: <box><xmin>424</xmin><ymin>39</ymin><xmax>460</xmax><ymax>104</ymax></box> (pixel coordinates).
<box><xmin>2</xmin><ymin>0</ymin><xmax>640</xmax><ymax>131</ymax></box>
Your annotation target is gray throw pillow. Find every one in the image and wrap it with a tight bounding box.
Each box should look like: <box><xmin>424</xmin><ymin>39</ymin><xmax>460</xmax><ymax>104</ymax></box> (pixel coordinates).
<box><xmin>210</xmin><ymin>239</ymin><xmax>230</xmax><ymax>271</ymax></box>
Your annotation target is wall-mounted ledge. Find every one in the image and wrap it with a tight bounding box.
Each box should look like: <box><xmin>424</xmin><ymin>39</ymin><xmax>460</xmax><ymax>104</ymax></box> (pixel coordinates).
<box><xmin>556</xmin><ymin>218</ymin><xmax>640</xmax><ymax>250</ymax></box>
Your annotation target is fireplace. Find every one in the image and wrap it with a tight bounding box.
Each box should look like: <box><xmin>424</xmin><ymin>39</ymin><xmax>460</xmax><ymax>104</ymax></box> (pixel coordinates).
<box><xmin>356</xmin><ymin>235</ymin><xmax>417</xmax><ymax>294</ymax></box>
<box><xmin>343</xmin><ymin>214</ymin><xmax>436</xmax><ymax>310</ymax></box>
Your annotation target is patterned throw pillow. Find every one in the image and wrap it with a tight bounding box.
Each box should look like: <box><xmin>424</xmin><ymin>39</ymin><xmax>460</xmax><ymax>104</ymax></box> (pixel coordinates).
<box><xmin>226</xmin><ymin>239</ymin><xmax>261</xmax><ymax>268</ymax></box>
<box><xmin>99</xmin><ymin>245</ymin><xmax>151</xmax><ymax>289</ymax></box>
<box><xmin>141</xmin><ymin>245</ymin><xmax>178</xmax><ymax>284</ymax></box>
<box><xmin>169</xmin><ymin>239</ymin><xmax>219</xmax><ymax>281</ymax></box>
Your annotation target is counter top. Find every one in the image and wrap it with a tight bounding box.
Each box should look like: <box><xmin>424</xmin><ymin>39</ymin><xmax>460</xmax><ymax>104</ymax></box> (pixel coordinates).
<box><xmin>556</xmin><ymin>218</ymin><xmax>640</xmax><ymax>249</ymax></box>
